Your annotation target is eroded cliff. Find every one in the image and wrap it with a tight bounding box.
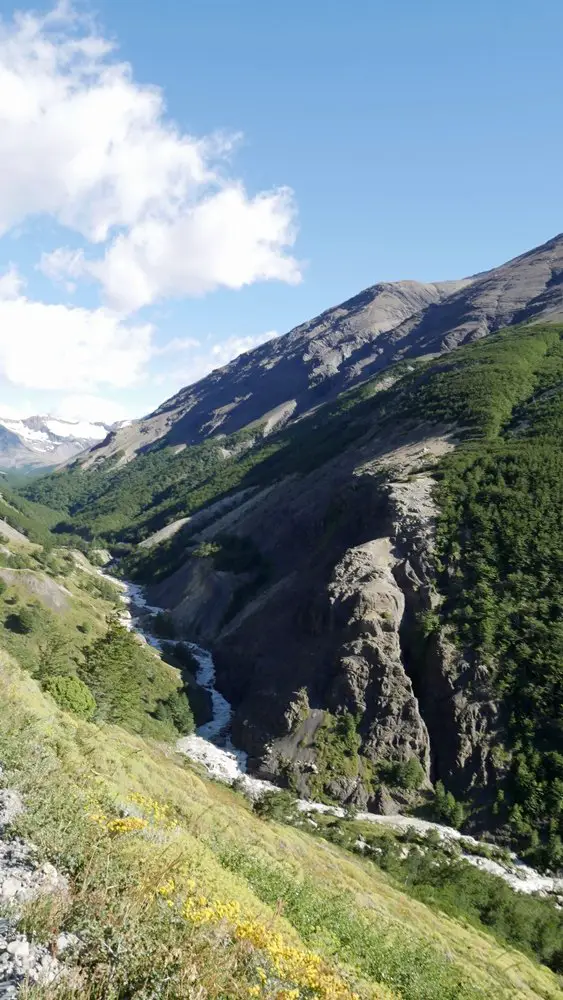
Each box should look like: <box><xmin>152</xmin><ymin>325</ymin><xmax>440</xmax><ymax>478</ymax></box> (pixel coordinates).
<box><xmin>148</xmin><ymin>424</ymin><xmax>501</xmax><ymax>813</ymax></box>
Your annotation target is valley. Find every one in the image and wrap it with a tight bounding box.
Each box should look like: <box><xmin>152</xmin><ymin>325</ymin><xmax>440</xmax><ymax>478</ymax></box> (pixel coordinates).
<box><xmin>2</xmin><ymin>234</ymin><xmax>563</xmax><ymax>997</ymax></box>
<box><xmin>116</xmin><ymin>567</ymin><xmax>563</xmax><ymax>901</ymax></box>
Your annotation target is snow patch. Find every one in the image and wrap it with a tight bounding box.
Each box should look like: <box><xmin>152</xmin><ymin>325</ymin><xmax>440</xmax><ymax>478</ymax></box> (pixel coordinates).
<box><xmin>44</xmin><ymin>419</ymin><xmax>109</xmax><ymax>440</ymax></box>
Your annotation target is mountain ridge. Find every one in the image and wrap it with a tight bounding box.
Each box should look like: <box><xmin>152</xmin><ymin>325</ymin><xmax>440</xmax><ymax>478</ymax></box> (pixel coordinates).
<box><xmin>81</xmin><ymin>232</ymin><xmax>563</xmax><ymax>468</ymax></box>
<box><xmin>0</xmin><ymin>414</ymin><xmax>116</xmax><ymax>470</ymax></box>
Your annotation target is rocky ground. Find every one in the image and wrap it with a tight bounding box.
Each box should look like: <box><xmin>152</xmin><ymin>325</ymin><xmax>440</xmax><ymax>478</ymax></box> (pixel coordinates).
<box><xmin>0</xmin><ymin>775</ymin><xmax>74</xmax><ymax>996</ymax></box>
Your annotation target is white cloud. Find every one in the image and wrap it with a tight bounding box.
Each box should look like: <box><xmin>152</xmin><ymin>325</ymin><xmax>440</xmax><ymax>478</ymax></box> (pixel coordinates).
<box><xmin>0</xmin><ymin>400</ymin><xmax>29</xmax><ymax>420</ymax></box>
<box><xmin>0</xmin><ymin>272</ymin><xmax>152</xmax><ymax>392</ymax></box>
<box><xmin>4</xmin><ymin>3</ymin><xmax>300</xmax><ymax>313</ymax></box>
<box><xmin>0</xmin><ymin>264</ymin><xmax>25</xmax><ymax>299</ymax></box>
<box><xmin>160</xmin><ymin>330</ymin><xmax>279</xmax><ymax>388</ymax></box>
<box><xmin>153</xmin><ymin>336</ymin><xmax>201</xmax><ymax>356</ymax></box>
<box><xmin>53</xmin><ymin>394</ymin><xmax>130</xmax><ymax>424</ymax></box>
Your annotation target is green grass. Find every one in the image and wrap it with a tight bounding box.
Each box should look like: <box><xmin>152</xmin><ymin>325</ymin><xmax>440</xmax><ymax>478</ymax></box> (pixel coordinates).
<box><xmin>298</xmin><ymin>813</ymin><xmax>563</xmax><ymax>974</ymax></box>
<box><xmin>1</xmin><ymin>650</ymin><xmax>561</xmax><ymax>1000</ymax></box>
<box><xmin>0</xmin><ymin>549</ymin><xmax>195</xmax><ymax>742</ymax></box>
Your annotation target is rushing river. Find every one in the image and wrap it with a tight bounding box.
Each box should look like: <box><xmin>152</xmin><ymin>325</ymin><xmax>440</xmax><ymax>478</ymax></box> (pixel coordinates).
<box><xmin>107</xmin><ymin>572</ymin><xmax>563</xmax><ymax>899</ymax></box>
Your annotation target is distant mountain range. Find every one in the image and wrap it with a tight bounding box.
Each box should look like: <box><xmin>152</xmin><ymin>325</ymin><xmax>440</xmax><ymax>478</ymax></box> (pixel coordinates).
<box><xmin>0</xmin><ymin>415</ymin><xmax>118</xmax><ymax>469</ymax></box>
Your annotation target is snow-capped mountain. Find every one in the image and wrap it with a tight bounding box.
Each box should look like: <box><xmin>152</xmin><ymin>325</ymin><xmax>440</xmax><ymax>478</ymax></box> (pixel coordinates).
<box><xmin>0</xmin><ymin>415</ymin><xmax>115</xmax><ymax>469</ymax></box>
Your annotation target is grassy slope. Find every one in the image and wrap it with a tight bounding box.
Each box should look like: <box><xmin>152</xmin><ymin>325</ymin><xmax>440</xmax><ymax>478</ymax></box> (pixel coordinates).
<box><xmin>1</xmin><ymin>651</ymin><xmax>561</xmax><ymax>1000</ymax></box>
<box><xmin>0</xmin><ymin>527</ymin><xmax>196</xmax><ymax>741</ymax></box>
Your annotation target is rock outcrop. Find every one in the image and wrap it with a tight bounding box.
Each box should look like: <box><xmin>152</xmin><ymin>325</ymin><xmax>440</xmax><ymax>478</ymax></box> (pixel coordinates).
<box><xmin>326</xmin><ymin>537</ymin><xmax>430</xmax><ymax>772</ymax></box>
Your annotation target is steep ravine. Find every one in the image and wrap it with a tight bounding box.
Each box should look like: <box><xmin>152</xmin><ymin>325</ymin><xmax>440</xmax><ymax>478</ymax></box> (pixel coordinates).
<box><xmin>110</xmin><ymin>571</ymin><xmax>563</xmax><ymax>898</ymax></box>
<box><xmin>142</xmin><ymin>429</ymin><xmax>499</xmax><ymax>810</ymax></box>
<box><xmin>387</xmin><ymin>476</ymin><xmax>501</xmax><ymax>805</ymax></box>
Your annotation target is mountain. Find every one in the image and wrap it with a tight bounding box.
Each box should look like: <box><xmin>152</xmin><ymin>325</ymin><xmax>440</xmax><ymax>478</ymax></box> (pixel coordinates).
<box><xmin>5</xmin><ymin>235</ymin><xmax>563</xmax><ymax>995</ymax></box>
<box><xmin>83</xmin><ymin>232</ymin><xmax>563</xmax><ymax>466</ymax></box>
<box><xmin>0</xmin><ymin>415</ymin><xmax>115</xmax><ymax>469</ymax></box>
<box><xmin>21</xmin><ymin>233</ymin><xmax>563</xmax><ymax>873</ymax></box>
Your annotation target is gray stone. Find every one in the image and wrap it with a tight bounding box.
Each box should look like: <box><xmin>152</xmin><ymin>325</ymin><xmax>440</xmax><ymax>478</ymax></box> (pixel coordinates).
<box><xmin>7</xmin><ymin>939</ymin><xmax>30</xmax><ymax>959</ymax></box>
<box><xmin>0</xmin><ymin>791</ymin><xmax>24</xmax><ymax>829</ymax></box>
<box><xmin>0</xmin><ymin>878</ymin><xmax>23</xmax><ymax>900</ymax></box>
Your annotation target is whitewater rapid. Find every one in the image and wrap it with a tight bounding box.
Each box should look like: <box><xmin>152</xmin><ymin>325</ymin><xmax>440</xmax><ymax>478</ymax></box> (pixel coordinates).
<box><xmin>107</xmin><ymin>575</ymin><xmax>276</xmax><ymax>799</ymax></box>
<box><xmin>107</xmin><ymin>573</ymin><xmax>563</xmax><ymax>899</ymax></box>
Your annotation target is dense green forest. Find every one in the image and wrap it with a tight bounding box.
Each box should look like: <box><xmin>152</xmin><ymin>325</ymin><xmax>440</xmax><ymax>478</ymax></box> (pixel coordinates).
<box><xmin>0</xmin><ymin>480</ymin><xmax>62</xmax><ymax>547</ymax></box>
<box><xmin>424</xmin><ymin>328</ymin><xmax>563</xmax><ymax>868</ymax></box>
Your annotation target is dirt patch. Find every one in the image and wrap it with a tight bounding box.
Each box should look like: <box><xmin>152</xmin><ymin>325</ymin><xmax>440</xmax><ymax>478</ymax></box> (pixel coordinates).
<box><xmin>138</xmin><ymin>518</ymin><xmax>190</xmax><ymax>550</ymax></box>
<box><xmin>0</xmin><ymin>571</ymin><xmax>70</xmax><ymax>613</ymax></box>
<box><xmin>0</xmin><ymin>522</ymin><xmax>34</xmax><ymax>548</ymax></box>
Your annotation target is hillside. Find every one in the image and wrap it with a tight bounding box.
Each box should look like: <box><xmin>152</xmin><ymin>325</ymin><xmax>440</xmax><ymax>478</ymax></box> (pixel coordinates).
<box><xmin>1</xmin><ymin>493</ymin><xmax>562</xmax><ymax>997</ymax></box>
<box><xmin>14</xmin><ymin>239</ymin><xmax>563</xmax><ymax>905</ymax></box>
<box><xmin>117</xmin><ymin>321</ymin><xmax>561</xmax><ymax>871</ymax></box>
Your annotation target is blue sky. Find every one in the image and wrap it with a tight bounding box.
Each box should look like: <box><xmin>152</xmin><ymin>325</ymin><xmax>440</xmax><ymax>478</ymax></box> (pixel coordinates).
<box><xmin>0</xmin><ymin>0</ymin><xmax>561</xmax><ymax>423</ymax></box>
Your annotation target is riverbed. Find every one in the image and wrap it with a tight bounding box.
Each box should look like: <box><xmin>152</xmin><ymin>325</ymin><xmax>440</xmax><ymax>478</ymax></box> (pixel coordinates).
<box><xmin>109</xmin><ymin>573</ymin><xmax>563</xmax><ymax>899</ymax></box>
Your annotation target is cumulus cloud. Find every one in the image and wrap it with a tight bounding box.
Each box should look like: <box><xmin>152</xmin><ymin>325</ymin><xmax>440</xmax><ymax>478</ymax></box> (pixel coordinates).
<box><xmin>54</xmin><ymin>394</ymin><xmax>130</xmax><ymax>423</ymax></box>
<box><xmin>0</xmin><ymin>270</ymin><xmax>152</xmax><ymax>392</ymax></box>
<box><xmin>4</xmin><ymin>3</ymin><xmax>301</xmax><ymax>313</ymax></box>
<box><xmin>0</xmin><ymin>265</ymin><xmax>25</xmax><ymax>299</ymax></box>
<box><xmin>160</xmin><ymin>330</ymin><xmax>279</xmax><ymax>388</ymax></box>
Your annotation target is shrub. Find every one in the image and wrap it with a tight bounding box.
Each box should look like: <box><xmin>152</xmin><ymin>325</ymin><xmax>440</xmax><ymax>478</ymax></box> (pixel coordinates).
<box><xmin>5</xmin><ymin>606</ymin><xmax>37</xmax><ymax>634</ymax></box>
<box><xmin>154</xmin><ymin>688</ymin><xmax>194</xmax><ymax>735</ymax></box>
<box><xmin>171</xmin><ymin>642</ymin><xmax>201</xmax><ymax>673</ymax></box>
<box><xmin>395</xmin><ymin>757</ymin><xmax>427</xmax><ymax>790</ymax></box>
<box><xmin>44</xmin><ymin>674</ymin><xmax>97</xmax><ymax>719</ymax></box>
<box><xmin>433</xmin><ymin>780</ymin><xmax>464</xmax><ymax>828</ymax></box>
<box><xmin>253</xmin><ymin>790</ymin><xmax>298</xmax><ymax>823</ymax></box>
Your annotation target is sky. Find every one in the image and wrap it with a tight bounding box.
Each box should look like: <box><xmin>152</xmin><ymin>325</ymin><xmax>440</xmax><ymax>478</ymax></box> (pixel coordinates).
<box><xmin>0</xmin><ymin>0</ymin><xmax>562</xmax><ymax>424</ymax></box>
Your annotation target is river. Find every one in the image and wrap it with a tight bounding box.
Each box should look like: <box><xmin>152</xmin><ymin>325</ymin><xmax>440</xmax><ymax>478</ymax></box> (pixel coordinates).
<box><xmin>108</xmin><ymin>573</ymin><xmax>563</xmax><ymax>900</ymax></box>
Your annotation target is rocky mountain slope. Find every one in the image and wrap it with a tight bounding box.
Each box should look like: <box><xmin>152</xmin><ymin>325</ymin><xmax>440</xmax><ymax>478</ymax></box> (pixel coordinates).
<box><xmin>83</xmin><ymin>232</ymin><xmax>563</xmax><ymax>465</ymax></box>
<box><xmin>0</xmin><ymin>416</ymin><xmax>115</xmax><ymax>470</ymax></box>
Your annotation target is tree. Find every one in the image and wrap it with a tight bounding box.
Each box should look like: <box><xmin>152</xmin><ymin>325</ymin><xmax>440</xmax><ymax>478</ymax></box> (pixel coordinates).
<box><xmin>5</xmin><ymin>606</ymin><xmax>36</xmax><ymax>634</ymax></box>
<box><xmin>35</xmin><ymin>630</ymin><xmax>75</xmax><ymax>682</ymax></box>
<box><xmin>81</xmin><ymin>617</ymin><xmax>143</xmax><ymax>723</ymax></box>
<box><xmin>152</xmin><ymin>612</ymin><xmax>176</xmax><ymax>639</ymax></box>
<box><xmin>253</xmin><ymin>790</ymin><xmax>298</xmax><ymax>823</ymax></box>
<box><xmin>154</xmin><ymin>689</ymin><xmax>194</xmax><ymax>735</ymax></box>
<box><xmin>44</xmin><ymin>674</ymin><xmax>96</xmax><ymax>720</ymax></box>
<box><xmin>396</xmin><ymin>757</ymin><xmax>426</xmax><ymax>791</ymax></box>
<box><xmin>433</xmin><ymin>781</ymin><xmax>464</xmax><ymax>829</ymax></box>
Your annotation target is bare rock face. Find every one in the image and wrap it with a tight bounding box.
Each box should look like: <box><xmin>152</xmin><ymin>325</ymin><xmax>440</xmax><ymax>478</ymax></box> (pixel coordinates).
<box><xmin>151</xmin><ymin>557</ymin><xmax>243</xmax><ymax>645</ymax></box>
<box><xmin>327</xmin><ymin>539</ymin><xmax>430</xmax><ymax>772</ymax></box>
